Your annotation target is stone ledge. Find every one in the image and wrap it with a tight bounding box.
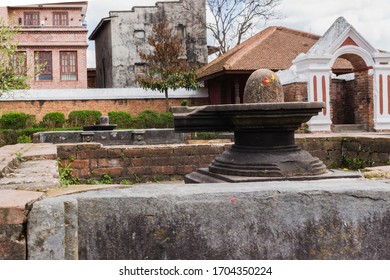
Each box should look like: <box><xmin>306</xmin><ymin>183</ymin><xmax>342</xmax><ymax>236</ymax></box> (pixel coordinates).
<box><xmin>0</xmin><ymin>190</ymin><xmax>44</xmax><ymax>260</ymax></box>
<box><xmin>0</xmin><ymin>144</ymin><xmax>59</xmax><ymax>191</ymax></box>
<box><xmin>0</xmin><ymin>190</ymin><xmax>44</xmax><ymax>225</ymax></box>
<box><xmin>0</xmin><ymin>144</ymin><xmax>57</xmax><ymax>178</ymax></box>
<box><xmin>27</xmin><ymin>179</ymin><xmax>390</xmax><ymax>260</ymax></box>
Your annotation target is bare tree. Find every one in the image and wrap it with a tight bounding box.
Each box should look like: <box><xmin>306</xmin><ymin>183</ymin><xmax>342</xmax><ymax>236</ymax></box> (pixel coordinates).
<box><xmin>137</xmin><ymin>18</ymin><xmax>199</xmax><ymax>111</ymax></box>
<box><xmin>184</xmin><ymin>0</ymin><xmax>281</xmax><ymax>55</ymax></box>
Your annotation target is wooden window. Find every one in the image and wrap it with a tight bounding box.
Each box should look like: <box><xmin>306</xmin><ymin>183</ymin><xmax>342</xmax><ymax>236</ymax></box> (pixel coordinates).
<box><xmin>24</xmin><ymin>12</ymin><xmax>40</xmax><ymax>26</ymax></box>
<box><xmin>60</xmin><ymin>51</ymin><xmax>78</xmax><ymax>81</ymax></box>
<box><xmin>11</xmin><ymin>52</ymin><xmax>27</xmax><ymax>75</ymax></box>
<box><xmin>35</xmin><ymin>51</ymin><xmax>52</xmax><ymax>81</ymax></box>
<box><xmin>53</xmin><ymin>12</ymin><xmax>68</xmax><ymax>26</ymax></box>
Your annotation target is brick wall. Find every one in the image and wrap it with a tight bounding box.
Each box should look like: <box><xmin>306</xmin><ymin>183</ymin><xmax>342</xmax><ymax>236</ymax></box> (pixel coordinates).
<box><xmin>8</xmin><ymin>8</ymin><xmax>84</xmax><ymax>27</ymax></box>
<box><xmin>0</xmin><ymin>7</ymin><xmax>8</xmax><ymax>20</ymax></box>
<box><xmin>330</xmin><ymin>79</ymin><xmax>345</xmax><ymax>124</ymax></box>
<box><xmin>57</xmin><ymin>136</ymin><xmax>390</xmax><ymax>183</ymax></box>
<box><xmin>0</xmin><ymin>98</ymin><xmax>208</xmax><ymax>121</ymax></box>
<box><xmin>7</xmin><ymin>5</ymin><xmax>88</xmax><ymax>89</ymax></box>
<box><xmin>354</xmin><ymin>71</ymin><xmax>374</xmax><ymax>129</ymax></box>
<box><xmin>57</xmin><ymin>143</ymin><xmax>230</xmax><ymax>183</ymax></box>
<box><xmin>283</xmin><ymin>82</ymin><xmax>308</xmax><ymax>102</ymax></box>
<box><xmin>17</xmin><ymin>47</ymin><xmax>88</xmax><ymax>90</ymax></box>
<box><xmin>297</xmin><ymin>135</ymin><xmax>390</xmax><ymax>168</ymax></box>
<box><xmin>330</xmin><ymin>71</ymin><xmax>373</xmax><ymax>129</ymax></box>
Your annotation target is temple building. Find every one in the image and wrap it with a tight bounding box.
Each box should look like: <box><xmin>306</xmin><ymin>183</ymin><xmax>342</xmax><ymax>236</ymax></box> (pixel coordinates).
<box><xmin>198</xmin><ymin>17</ymin><xmax>390</xmax><ymax>132</ymax></box>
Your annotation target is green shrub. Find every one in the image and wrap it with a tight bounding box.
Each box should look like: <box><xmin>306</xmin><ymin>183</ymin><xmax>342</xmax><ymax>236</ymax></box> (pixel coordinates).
<box><xmin>59</xmin><ymin>163</ymin><xmax>80</xmax><ymax>186</ymax></box>
<box><xmin>0</xmin><ymin>129</ymin><xmax>18</xmax><ymax>146</ymax></box>
<box><xmin>108</xmin><ymin>111</ymin><xmax>133</xmax><ymax>129</ymax></box>
<box><xmin>132</xmin><ymin>110</ymin><xmax>173</xmax><ymax>128</ymax></box>
<box><xmin>0</xmin><ymin>128</ymin><xmax>45</xmax><ymax>146</ymax></box>
<box><xmin>68</xmin><ymin>110</ymin><xmax>102</xmax><ymax>127</ymax></box>
<box><xmin>17</xmin><ymin>135</ymin><xmax>32</xmax><ymax>144</ymax></box>
<box><xmin>191</xmin><ymin>132</ymin><xmax>219</xmax><ymax>140</ymax></box>
<box><xmin>159</xmin><ymin>112</ymin><xmax>174</xmax><ymax>128</ymax></box>
<box><xmin>0</xmin><ymin>112</ymin><xmax>36</xmax><ymax>129</ymax></box>
<box><xmin>41</xmin><ymin>112</ymin><xmax>66</xmax><ymax>128</ymax></box>
<box><xmin>132</xmin><ymin>110</ymin><xmax>161</xmax><ymax>128</ymax></box>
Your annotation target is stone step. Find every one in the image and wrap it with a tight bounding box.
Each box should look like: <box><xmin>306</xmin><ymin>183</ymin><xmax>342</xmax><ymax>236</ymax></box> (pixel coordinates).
<box><xmin>0</xmin><ymin>160</ymin><xmax>60</xmax><ymax>191</ymax></box>
<box><xmin>0</xmin><ymin>144</ymin><xmax>57</xmax><ymax>178</ymax></box>
<box><xmin>0</xmin><ymin>144</ymin><xmax>60</xmax><ymax>191</ymax></box>
<box><xmin>332</xmin><ymin>124</ymin><xmax>368</xmax><ymax>133</ymax></box>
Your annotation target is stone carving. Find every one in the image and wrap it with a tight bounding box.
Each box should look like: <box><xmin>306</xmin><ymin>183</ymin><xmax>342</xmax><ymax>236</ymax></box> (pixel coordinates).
<box><xmin>173</xmin><ymin>69</ymin><xmax>360</xmax><ymax>183</ymax></box>
<box><xmin>83</xmin><ymin>116</ymin><xmax>117</xmax><ymax>131</ymax></box>
<box><xmin>243</xmin><ymin>69</ymin><xmax>284</xmax><ymax>103</ymax></box>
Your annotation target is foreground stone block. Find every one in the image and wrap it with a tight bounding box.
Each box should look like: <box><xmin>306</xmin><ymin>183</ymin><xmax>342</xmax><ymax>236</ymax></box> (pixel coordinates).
<box><xmin>0</xmin><ymin>190</ymin><xmax>43</xmax><ymax>260</ymax></box>
<box><xmin>28</xmin><ymin>180</ymin><xmax>390</xmax><ymax>260</ymax></box>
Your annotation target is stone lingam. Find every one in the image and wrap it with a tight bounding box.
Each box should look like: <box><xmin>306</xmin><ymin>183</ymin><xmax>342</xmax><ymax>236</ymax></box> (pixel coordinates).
<box><xmin>173</xmin><ymin>69</ymin><xmax>361</xmax><ymax>183</ymax></box>
<box><xmin>83</xmin><ymin>116</ymin><xmax>117</xmax><ymax>131</ymax></box>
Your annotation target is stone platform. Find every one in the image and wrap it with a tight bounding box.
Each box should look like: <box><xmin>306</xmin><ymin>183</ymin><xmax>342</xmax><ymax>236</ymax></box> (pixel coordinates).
<box><xmin>1</xmin><ymin>136</ymin><xmax>390</xmax><ymax>260</ymax></box>
<box><xmin>34</xmin><ymin>128</ymin><xmax>184</xmax><ymax>146</ymax></box>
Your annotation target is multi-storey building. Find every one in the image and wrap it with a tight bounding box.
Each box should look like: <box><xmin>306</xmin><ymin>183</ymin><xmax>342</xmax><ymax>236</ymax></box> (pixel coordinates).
<box><xmin>0</xmin><ymin>2</ymin><xmax>88</xmax><ymax>89</ymax></box>
<box><xmin>89</xmin><ymin>0</ymin><xmax>208</xmax><ymax>88</ymax></box>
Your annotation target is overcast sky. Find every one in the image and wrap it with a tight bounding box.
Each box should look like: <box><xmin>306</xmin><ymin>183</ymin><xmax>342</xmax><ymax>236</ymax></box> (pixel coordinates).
<box><xmin>6</xmin><ymin>0</ymin><xmax>390</xmax><ymax>68</ymax></box>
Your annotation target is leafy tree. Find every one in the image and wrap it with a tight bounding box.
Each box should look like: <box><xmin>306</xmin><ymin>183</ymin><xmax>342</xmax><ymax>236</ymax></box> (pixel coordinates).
<box><xmin>0</xmin><ymin>20</ymin><xmax>29</xmax><ymax>94</ymax></box>
<box><xmin>137</xmin><ymin>18</ymin><xmax>200</xmax><ymax>112</ymax></box>
<box><xmin>184</xmin><ymin>0</ymin><xmax>282</xmax><ymax>55</ymax></box>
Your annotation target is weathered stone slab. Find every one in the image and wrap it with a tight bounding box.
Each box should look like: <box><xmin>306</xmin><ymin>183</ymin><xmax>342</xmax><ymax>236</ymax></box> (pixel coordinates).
<box><xmin>0</xmin><ymin>160</ymin><xmax>60</xmax><ymax>191</ymax></box>
<box><xmin>0</xmin><ymin>224</ymin><xmax>26</xmax><ymax>260</ymax></box>
<box><xmin>27</xmin><ymin>197</ymin><xmax>69</xmax><ymax>260</ymax></box>
<box><xmin>0</xmin><ymin>190</ymin><xmax>44</xmax><ymax>260</ymax></box>
<box><xmin>0</xmin><ymin>190</ymin><xmax>43</xmax><ymax>224</ymax></box>
<box><xmin>34</xmin><ymin>129</ymin><xmax>184</xmax><ymax>146</ymax></box>
<box><xmin>22</xmin><ymin>143</ymin><xmax>57</xmax><ymax>160</ymax></box>
<box><xmin>28</xmin><ymin>179</ymin><xmax>390</xmax><ymax>260</ymax></box>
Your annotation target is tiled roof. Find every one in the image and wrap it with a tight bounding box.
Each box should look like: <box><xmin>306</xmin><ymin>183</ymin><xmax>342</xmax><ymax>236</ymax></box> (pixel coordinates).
<box><xmin>198</xmin><ymin>26</ymin><xmax>351</xmax><ymax>80</ymax></box>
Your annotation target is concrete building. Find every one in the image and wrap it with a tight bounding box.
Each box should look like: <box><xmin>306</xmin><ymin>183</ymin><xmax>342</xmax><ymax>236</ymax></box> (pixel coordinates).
<box><xmin>89</xmin><ymin>0</ymin><xmax>208</xmax><ymax>88</ymax></box>
<box><xmin>0</xmin><ymin>2</ymin><xmax>88</xmax><ymax>89</ymax></box>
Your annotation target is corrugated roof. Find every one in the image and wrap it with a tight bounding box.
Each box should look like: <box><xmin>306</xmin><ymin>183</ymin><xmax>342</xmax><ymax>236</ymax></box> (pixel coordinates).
<box><xmin>198</xmin><ymin>26</ymin><xmax>352</xmax><ymax>80</ymax></box>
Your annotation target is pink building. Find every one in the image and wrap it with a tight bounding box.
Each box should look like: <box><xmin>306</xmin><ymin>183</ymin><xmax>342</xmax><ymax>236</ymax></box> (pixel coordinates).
<box><xmin>0</xmin><ymin>2</ymin><xmax>88</xmax><ymax>89</ymax></box>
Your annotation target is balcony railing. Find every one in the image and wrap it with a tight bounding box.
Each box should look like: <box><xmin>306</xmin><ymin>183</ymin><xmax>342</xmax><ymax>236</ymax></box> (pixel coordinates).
<box><xmin>19</xmin><ymin>25</ymin><xmax>87</xmax><ymax>29</ymax></box>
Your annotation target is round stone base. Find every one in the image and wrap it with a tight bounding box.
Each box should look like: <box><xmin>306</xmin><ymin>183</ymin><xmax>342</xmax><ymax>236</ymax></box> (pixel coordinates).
<box><xmin>185</xmin><ymin>168</ymin><xmax>362</xmax><ymax>184</ymax></box>
<box><xmin>208</xmin><ymin>145</ymin><xmax>327</xmax><ymax>178</ymax></box>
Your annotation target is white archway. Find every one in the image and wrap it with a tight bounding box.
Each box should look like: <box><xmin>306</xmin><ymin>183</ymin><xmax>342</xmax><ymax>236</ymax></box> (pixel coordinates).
<box><xmin>329</xmin><ymin>46</ymin><xmax>375</xmax><ymax>69</ymax></box>
<box><xmin>288</xmin><ymin>17</ymin><xmax>390</xmax><ymax>132</ymax></box>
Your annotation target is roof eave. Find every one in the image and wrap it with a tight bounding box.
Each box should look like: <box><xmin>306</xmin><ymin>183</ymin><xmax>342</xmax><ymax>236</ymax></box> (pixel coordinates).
<box><xmin>198</xmin><ymin>69</ymin><xmax>274</xmax><ymax>81</ymax></box>
<box><xmin>89</xmin><ymin>17</ymin><xmax>111</xmax><ymax>40</ymax></box>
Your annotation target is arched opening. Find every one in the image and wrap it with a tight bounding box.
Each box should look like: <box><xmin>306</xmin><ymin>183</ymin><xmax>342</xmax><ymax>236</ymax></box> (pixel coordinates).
<box><xmin>330</xmin><ymin>53</ymin><xmax>373</xmax><ymax>131</ymax></box>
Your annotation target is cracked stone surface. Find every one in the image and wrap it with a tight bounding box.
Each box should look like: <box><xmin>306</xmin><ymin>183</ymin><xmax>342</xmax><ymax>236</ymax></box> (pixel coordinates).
<box><xmin>0</xmin><ymin>143</ymin><xmax>58</xmax><ymax>260</ymax></box>
<box><xmin>27</xmin><ymin>179</ymin><xmax>390</xmax><ymax>260</ymax></box>
<box><xmin>0</xmin><ymin>144</ymin><xmax>59</xmax><ymax>191</ymax></box>
<box><xmin>0</xmin><ymin>160</ymin><xmax>60</xmax><ymax>191</ymax></box>
<box><xmin>0</xmin><ymin>190</ymin><xmax>44</xmax><ymax>260</ymax></box>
